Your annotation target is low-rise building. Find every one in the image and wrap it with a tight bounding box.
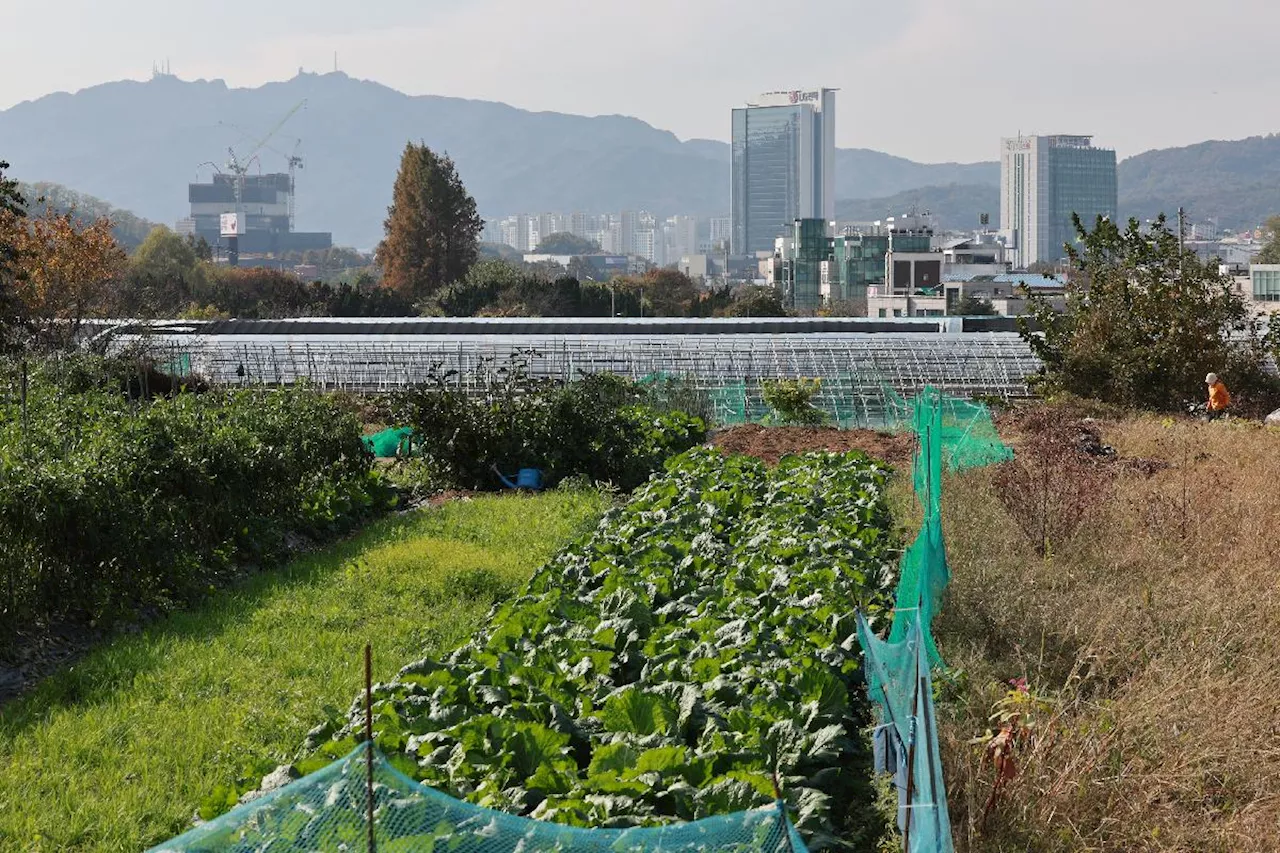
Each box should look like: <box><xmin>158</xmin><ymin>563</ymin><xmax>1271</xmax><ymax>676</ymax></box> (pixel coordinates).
<box><xmin>868</xmin><ymin>273</ymin><xmax>1066</xmax><ymax>318</ymax></box>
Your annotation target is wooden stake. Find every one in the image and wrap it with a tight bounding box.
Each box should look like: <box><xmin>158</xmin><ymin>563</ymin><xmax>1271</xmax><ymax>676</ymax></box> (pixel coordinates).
<box><xmin>366</xmin><ymin>643</ymin><xmax>375</xmax><ymax>853</ymax></box>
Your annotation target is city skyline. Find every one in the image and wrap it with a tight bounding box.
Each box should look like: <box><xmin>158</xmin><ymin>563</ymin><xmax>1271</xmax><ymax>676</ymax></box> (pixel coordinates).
<box><xmin>2</xmin><ymin>0</ymin><xmax>1277</xmax><ymax>164</ymax></box>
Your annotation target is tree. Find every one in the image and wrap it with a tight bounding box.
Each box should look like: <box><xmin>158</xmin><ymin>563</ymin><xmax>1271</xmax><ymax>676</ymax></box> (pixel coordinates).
<box><xmin>726</xmin><ymin>285</ymin><xmax>788</xmax><ymax>317</ymax></box>
<box><xmin>0</xmin><ymin>161</ymin><xmax>24</xmax><ymax>267</ymax></box>
<box><xmin>1255</xmin><ymin>215</ymin><xmax>1280</xmax><ymax>264</ymax></box>
<box><xmin>120</xmin><ymin>226</ymin><xmax>206</xmax><ymax>317</ymax></box>
<box><xmin>376</xmin><ymin>142</ymin><xmax>482</xmax><ymax>299</ymax></box>
<box><xmin>534</xmin><ymin>232</ymin><xmax>600</xmax><ymax>255</ymax></box>
<box><xmin>953</xmin><ymin>293</ymin><xmax>997</xmax><ymax>316</ymax></box>
<box><xmin>186</xmin><ymin>234</ymin><xmax>213</xmax><ymax>262</ymax></box>
<box><xmin>0</xmin><ymin>205</ymin><xmax>126</xmax><ymax>350</ymax></box>
<box><xmin>131</xmin><ymin>225</ymin><xmax>201</xmax><ymax>279</ymax></box>
<box><xmin>0</xmin><ymin>161</ymin><xmax>27</xmax><ymax>352</ymax></box>
<box><xmin>1021</xmin><ymin>213</ymin><xmax>1278</xmax><ymax>413</ymax></box>
<box><xmin>612</xmin><ymin>269</ymin><xmax>700</xmax><ymax>316</ymax></box>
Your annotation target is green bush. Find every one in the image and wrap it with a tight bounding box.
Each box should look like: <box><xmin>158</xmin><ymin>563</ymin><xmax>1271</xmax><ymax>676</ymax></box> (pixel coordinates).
<box><xmin>761</xmin><ymin>378</ymin><xmax>828</xmax><ymax>425</ymax></box>
<box><xmin>1022</xmin><ymin>213</ymin><xmax>1280</xmax><ymax>414</ymax></box>
<box><xmin>0</xmin><ymin>362</ymin><xmax>389</xmax><ymax>637</ymax></box>
<box><xmin>394</xmin><ymin>357</ymin><xmax>706</xmax><ymax>492</ymax></box>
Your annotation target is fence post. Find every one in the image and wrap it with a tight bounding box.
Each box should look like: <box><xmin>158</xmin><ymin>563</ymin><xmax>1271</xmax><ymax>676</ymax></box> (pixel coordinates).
<box><xmin>19</xmin><ymin>358</ymin><xmax>29</xmax><ymax>459</ymax></box>
<box><xmin>366</xmin><ymin>643</ymin><xmax>376</xmax><ymax>853</ymax></box>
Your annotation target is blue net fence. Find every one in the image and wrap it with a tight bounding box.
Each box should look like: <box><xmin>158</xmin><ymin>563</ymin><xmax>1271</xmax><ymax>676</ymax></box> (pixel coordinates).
<box><xmin>148</xmin><ymin>743</ymin><xmax>807</xmax><ymax>853</ymax></box>
<box><xmin>855</xmin><ymin>387</ymin><xmax>1012</xmax><ymax>853</ymax></box>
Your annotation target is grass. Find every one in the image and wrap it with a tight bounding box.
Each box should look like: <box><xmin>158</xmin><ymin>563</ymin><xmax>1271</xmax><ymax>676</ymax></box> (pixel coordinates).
<box><xmin>0</xmin><ymin>489</ymin><xmax>607</xmax><ymax>853</ymax></box>
<box><xmin>935</xmin><ymin>408</ymin><xmax>1280</xmax><ymax>852</ymax></box>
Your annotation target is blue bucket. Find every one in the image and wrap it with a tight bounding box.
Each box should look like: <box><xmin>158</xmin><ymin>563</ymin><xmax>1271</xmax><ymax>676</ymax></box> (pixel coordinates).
<box><xmin>514</xmin><ymin>468</ymin><xmax>543</xmax><ymax>490</ymax></box>
<box><xmin>494</xmin><ymin>466</ymin><xmax>544</xmax><ymax>491</ymax></box>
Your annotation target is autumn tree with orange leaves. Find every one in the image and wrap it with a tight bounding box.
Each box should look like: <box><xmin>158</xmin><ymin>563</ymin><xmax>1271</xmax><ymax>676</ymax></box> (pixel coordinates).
<box><xmin>0</xmin><ymin>198</ymin><xmax>126</xmax><ymax>351</ymax></box>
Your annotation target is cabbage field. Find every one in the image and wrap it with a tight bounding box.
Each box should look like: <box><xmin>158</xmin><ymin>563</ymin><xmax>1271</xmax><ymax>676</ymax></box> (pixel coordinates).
<box><xmin>291</xmin><ymin>448</ymin><xmax>901</xmax><ymax>850</ymax></box>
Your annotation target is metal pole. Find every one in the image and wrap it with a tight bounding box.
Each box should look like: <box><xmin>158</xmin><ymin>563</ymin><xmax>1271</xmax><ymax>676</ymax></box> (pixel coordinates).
<box><xmin>365</xmin><ymin>643</ymin><xmax>375</xmax><ymax>853</ymax></box>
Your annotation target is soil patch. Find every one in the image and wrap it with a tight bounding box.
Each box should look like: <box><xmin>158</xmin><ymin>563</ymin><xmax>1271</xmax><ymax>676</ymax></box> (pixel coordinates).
<box><xmin>710</xmin><ymin>424</ymin><xmax>915</xmax><ymax>466</ymax></box>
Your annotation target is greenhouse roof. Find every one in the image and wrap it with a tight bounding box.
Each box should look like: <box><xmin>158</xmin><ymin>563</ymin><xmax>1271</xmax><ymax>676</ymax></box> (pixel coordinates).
<box><xmin>107</xmin><ymin>316</ymin><xmax>1026</xmax><ymax>338</ymax></box>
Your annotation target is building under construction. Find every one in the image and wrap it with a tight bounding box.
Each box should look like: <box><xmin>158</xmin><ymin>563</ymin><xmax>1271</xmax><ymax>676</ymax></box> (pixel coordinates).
<box><xmin>181</xmin><ymin>172</ymin><xmax>332</xmax><ymax>257</ymax></box>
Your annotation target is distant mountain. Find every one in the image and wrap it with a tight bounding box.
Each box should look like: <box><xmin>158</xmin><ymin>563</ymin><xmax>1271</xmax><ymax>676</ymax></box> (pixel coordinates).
<box><xmin>836</xmin><ymin>184</ymin><xmax>999</xmax><ymax>231</ymax></box>
<box><xmin>0</xmin><ymin>72</ymin><xmax>997</xmax><ymax>249</ymax></box>
<box><xmin>1117</xmin><ymin>134</ymin><xmax>1280</xmax><ymax>230</ymax></box>
<box><xmin>669</xmin><ymin>139</ymin><xmax>999</xmax><ymax>201</ymax></box>
<box><xmin>1</xmin><ymin>73</ymin><xmax>1274</xmax><ymax>249</ymax></box>
<box><xmin>833</xmin><ymin>136</ymin><xmax>1280</xmax><ymax>234</ymax></box>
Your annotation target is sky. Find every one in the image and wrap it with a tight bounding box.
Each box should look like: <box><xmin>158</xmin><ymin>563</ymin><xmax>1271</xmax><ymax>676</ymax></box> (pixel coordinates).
<box><xmin>2</xmin><ymin>0</ymin><xmax>1277</xmax><ymax>163</ymax></box>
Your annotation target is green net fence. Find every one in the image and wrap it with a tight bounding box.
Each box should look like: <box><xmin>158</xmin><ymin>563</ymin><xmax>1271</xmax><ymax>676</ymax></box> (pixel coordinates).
<box><xmin>148</xmin><ymin>744</ymin><xmax>807</xmax><ymax>853</ymax></box>
<box><xmin>362</xmin><ymin>426</ymin><xmax>415</xmax><ymax>458</ymax></box>
<box><xmin>856</xmin><ymin>387</ymin><xmax>1012</xmax><ymax>853</ymax></box>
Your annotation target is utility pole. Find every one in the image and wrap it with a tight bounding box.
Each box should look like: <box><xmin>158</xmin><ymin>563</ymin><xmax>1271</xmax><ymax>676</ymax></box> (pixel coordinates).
<box><xmin>1178</xmin><ymin>206</ymin><xmax>1186</xmax><ymax>284</ymax></box>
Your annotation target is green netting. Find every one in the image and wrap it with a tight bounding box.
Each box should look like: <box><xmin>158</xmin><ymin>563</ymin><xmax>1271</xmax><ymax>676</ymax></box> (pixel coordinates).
<box><xmin>856</xmin><ymin>616</ymin><xmax>950</xmax><ymax>853</ymax></box>
<box><xmin>362</xmin><ymin>427</ymin><xmax>415</xmax><ymax>458</ymax></box>
<box><xmin>149</xmin><ymin>745</ymin><xmax>808</xmax><ymax>853</ymax></box>
<box><xmin>856</xmin><ymin>386</ymin><xmax>1011</xmax><ymax>853</ymax></box>
<box><xmin>708</xmin><ymin>382</ymin><xmax>748</xmax><ymax>425</ymax></box>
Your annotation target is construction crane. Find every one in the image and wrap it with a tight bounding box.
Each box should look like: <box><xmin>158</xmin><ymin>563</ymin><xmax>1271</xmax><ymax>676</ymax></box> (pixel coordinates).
<box><xmin>219</xmin><ymin>99</ymin><xmax>308</xmax><ymax>231</ymax></box>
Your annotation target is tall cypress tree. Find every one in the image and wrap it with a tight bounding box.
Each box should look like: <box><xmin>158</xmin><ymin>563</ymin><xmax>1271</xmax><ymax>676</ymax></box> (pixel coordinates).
<box><xmin>376</xmin><ymin>143</ymin><xmax>483</xmax><ymax>300</ymax></box>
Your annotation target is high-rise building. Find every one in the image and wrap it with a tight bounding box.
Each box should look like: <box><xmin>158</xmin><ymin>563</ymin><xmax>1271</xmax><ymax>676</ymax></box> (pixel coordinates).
<box><xmin>709</xmin><ymin>217</ymin><xmax>732</xmax><ymax>252</ymax></box>
<box><xmin>665</xmin><ymin>215</ymin><xmax>698</xmax><ymax>263</ymax></box>
<box><xmin>730</xmin><ymin>89</ymin><xmax>837</xmax><ymax>256</ymax></box>
<box><xmin>619</xmin><ymin>211</ymin><xmax>639</xmax><ymax>256</ymax></box>
<box><xmin>185</xmin><ymin>173</ymin><xmax>331</xmax><ymax>254</ymax></box>
<box><xmin>1000</xmin><ymin>135</ymin><xmax>1117</xmax><ymax>268</ymax></box>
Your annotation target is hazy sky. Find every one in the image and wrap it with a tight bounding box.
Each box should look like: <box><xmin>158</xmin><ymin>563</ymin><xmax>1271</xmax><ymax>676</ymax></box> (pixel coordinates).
<box><xmin>3</xmin><ymin>0</ymin><xmax>1277</xmax><ymax>163</ymax></box>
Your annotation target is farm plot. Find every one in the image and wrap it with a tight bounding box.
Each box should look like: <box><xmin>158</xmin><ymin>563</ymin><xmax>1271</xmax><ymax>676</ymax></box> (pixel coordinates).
<box><xmin>295</xmin><ymin>448</ymin><xmax>901</xmax><ymax>850</ymax></box>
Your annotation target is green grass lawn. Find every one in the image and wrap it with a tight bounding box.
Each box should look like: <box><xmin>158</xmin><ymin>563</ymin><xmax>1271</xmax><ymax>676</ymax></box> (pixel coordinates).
<box><xmin>0</xmin><ymin>490</ymin><xmax>606</xmax><ymax>853</ymax></box>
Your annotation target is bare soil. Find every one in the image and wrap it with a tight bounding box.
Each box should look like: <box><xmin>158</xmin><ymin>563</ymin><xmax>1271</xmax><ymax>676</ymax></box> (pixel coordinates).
<box><xmin>709</xmin><ymin>423</ymin><xmax>916</xmax><ymax>466</ymax></box>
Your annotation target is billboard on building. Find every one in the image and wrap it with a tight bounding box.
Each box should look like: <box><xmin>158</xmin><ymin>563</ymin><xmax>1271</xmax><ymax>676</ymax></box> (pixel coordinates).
<box><xmin>220</xmin><ymin>213</ymin><xmax>244</xmax><ymax>237</ymax></box>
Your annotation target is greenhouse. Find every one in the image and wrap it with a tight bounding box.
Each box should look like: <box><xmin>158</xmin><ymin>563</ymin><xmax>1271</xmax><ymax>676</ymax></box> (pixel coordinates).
<box><xmin>104</xmin><ymin>317</ymin><xmax>1042</xmax><ymax>427</ymax></box>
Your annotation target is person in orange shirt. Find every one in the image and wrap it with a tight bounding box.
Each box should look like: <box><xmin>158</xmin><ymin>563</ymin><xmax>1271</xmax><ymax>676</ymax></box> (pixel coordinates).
<box><xmin>1205</xmin><ymin>372</ymin><xmax>1230</xmax><ymax>420</ymax></box>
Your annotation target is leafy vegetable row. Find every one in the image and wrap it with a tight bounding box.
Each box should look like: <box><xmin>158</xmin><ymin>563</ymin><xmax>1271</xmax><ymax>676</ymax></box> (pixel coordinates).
<box><xmin>293</xmin><ymin>448</ymin><xmax>899</xmax><ymax>850</ymax></box>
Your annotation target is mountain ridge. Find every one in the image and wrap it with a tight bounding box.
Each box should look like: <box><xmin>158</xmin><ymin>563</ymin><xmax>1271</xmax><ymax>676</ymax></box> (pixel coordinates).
<box><xmin>0</xmin><ymin>72</ymin><xmax>1275</xmax><ymax>247</ymax></box>
<box><xmin>0</xmin><ymin>72</ymin><xmax>998</xmax><ymax>247</ymax></box>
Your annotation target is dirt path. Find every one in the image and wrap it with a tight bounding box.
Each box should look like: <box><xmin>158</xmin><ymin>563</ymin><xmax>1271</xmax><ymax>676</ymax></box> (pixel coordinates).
<box><xmin>710</xmin><ymin>424</ymin><xmax>915</xmax><ymax>465</ymax></box>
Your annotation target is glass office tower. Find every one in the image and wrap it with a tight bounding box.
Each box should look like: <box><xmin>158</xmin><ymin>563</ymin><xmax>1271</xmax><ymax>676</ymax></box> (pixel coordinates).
<box><xmin>1000</xmin><ymin>135</ymin><xmax>1117</xmax><ymax>268</ymax></box>
<box><xmin>731</xmin><ymin>89</ymin><xmax>836</xmax><ymax>256</ymax></box>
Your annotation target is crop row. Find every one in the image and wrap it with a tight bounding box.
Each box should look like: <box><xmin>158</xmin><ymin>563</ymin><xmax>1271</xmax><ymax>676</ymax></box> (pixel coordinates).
<box><xmin>296</xmin><ymin>448</ymin><xmax>900</xmax><ymax>850</ymax></box>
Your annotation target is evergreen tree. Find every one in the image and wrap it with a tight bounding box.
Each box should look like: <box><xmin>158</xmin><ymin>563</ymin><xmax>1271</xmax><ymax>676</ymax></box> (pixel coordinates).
<box><xmin>376</xmin><ymin>143</ymin><xmax>482</xmax><ymax>299</ymax></box>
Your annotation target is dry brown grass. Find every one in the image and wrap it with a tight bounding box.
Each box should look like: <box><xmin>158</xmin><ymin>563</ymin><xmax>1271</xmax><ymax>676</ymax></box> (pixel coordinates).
<box><xmin>937</xmin><ymin>408</ymin><xmax>1280</xmax><ymax>852</ymax></box>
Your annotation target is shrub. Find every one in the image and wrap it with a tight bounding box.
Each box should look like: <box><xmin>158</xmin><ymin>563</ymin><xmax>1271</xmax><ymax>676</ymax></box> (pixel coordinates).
<box><xmin>761</xmin><ymin>378</ymin><xmax>827</xmax><ymax>425</ymax></box>
<box><xmin>394</xmin><ymin>356</ymin><xmax>706</xmax><ymax>491</ymax></box>
<box><xmin>0</xmin><ymin>360</ymin><xmax>388</xmax><ymax>638</ymax></box>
